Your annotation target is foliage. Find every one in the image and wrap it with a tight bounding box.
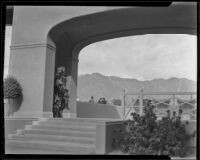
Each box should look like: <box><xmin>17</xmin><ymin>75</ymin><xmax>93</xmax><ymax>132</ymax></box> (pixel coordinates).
<box><xmin>4</xmin><ymin>76</ymin><xmax>23</xmax><ymax>99</ymax></box>
<box><xmin>53</xmin><ymin>66</ymin><xmax>69</xmax><ymax>118</ymax></box>
<box><xmin>98</xmin><ymin>97</ymin><xmax>107</xmax><ymax>104</ymax></box>
<box><xmin>119</xmin><ymin>100</ymin><xmax>195</xmax><ymax>157</ymax></box>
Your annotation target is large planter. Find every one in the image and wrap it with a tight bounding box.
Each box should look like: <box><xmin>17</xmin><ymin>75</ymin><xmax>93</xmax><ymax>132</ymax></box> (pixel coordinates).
<box><xmin>5</xmin><ymin>96</ymin><xmax>23</xmax><ymax>117</ymax></box>
<box><xmin>4</xmin><ymin>76</ymin><xmax>23</xmax><ymax>117</ymax></box>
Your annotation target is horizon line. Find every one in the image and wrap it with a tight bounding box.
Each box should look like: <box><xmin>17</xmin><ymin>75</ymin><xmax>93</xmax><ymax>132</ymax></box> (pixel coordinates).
<box><xmin>78</xmin><ymin>72</ymin><xmax>197</xmax><ymax>82</ymax></box>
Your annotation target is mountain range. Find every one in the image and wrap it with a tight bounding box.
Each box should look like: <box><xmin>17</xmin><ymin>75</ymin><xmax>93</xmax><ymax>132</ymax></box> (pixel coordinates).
<box><xmin>77</xmin><ymin>73</ymin><xmax>196</xmax><ymax>102</ymax></box>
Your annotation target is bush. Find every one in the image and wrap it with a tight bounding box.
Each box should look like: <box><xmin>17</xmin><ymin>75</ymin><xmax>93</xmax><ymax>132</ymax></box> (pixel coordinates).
<box><xmin>4</xmin><ymin>76</ymin><xmax>23</xmax><ymax>99</ymax></box>
<box><xmin>98</xmin><ymin>97</ymin><xmax>107</xmax><ymax>104</ymax></box>
<box><xmin>119</xmin><ymin>100</ymin><xmax>195</xmax><ymax>157</ymax></box>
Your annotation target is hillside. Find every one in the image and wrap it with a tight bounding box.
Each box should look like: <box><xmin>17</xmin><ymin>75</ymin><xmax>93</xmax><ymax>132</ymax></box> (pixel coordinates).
<box><xmin>77</xmin><ymin>73</ymin><xmax>196</xmax><ymax>102</ymax></box>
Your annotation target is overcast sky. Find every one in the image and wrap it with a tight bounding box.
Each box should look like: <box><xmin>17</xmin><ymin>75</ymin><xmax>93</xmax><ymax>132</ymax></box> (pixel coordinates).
<box><xmin>4</xmin><ymin>26</ymin><xmax>197</xmax><ymax>81</ymax></box>
<box><xmin>79</xmin><ymin>34</ymin><xmax>197</xmax><ymax>81</ymax></box>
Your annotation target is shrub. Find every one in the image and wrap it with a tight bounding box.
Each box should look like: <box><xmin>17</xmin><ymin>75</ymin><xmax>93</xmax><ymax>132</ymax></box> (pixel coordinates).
<box><xmin>119</xmin><ymin>100</ymin><xmax>195</xmax><ymax>157</ymax></box>
<box><xmin>4</xmin><ymin>76</ymin><xmax>23</xmax><ymax>99</ymax></box>
<box><xmin>98</xmin><ymin>97</ymin><xmax>107</xmax><ymax>104</ymax></box>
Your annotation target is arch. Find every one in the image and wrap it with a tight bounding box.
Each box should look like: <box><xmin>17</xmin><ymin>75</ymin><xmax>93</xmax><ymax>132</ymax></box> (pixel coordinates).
<box><xmin>47</xmin><ymin>3</ymin><xmax>196</xmax><ymax>117</ymax></box>
<box><xmin>49</xmin><ymin>3</ymin><xmax>196</xmax><ymax>53</ymax></box>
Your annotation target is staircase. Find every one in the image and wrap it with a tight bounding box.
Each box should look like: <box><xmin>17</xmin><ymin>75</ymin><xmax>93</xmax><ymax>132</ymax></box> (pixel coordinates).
<box><xmin>5</xmin><ymin>118</ymin><xmax>99</xmax><ymax>154</ymax></box>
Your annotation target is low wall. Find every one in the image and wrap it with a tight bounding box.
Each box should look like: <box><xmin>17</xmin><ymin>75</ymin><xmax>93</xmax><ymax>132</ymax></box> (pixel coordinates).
<box><xmin>184</xmin><ymin>120</ymin><xmax>196</xmax><ymax>147</ymax></box>
<box><xmin>77</xmin><ymin>101</ymin><xmax>196</xmax><ymax>151</ymax></box>
<box><xmin>95</xmin><ymin>120</ymin><xmax>125</xmax><ymax>154</ymax></box>
<box><xmin>77</xmin><ymin>101</ymin><xmax>123</xmax><ymax>119</ymax></box>
<box><xmin>4</xmin><ymin>118</ymin><xmax>38</xmax><ymax>139</ymax></box>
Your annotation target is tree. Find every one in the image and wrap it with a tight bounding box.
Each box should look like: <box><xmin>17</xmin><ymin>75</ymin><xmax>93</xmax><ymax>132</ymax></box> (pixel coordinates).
<box><xmin>120</xmin><ymin>100</ymin><xmax>195</xmax><ymax>157</ymax></box>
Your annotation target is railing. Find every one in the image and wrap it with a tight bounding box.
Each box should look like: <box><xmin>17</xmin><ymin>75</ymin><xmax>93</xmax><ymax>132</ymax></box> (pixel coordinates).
<box><xmin>122</xmin><ymin>90</ymin><xmax>197</xmax><ymax>120</ymax></box>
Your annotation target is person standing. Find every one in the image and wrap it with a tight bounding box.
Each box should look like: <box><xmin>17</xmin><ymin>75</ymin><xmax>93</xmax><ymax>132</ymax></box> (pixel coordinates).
<box><xmin>89</xmin><ymin>96</ymin><xmax>95</xmax><ymax>103</ymax></box>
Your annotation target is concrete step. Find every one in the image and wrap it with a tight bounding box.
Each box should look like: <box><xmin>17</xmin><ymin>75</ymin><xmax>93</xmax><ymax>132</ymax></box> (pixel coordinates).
<box><xmin>6</xmin><ymin>139</ymin><xmax>95</xmax><ymax>154</ymax></box>
<box><xmin>36</xmin><ymin>120</ymin><xmax>97</xmax><ymax>127</ymax></box>
<box><xmin>27</xmin><ymin>123</ymin><xmax>96</xmax><ymax>131</ymax></box>
<box><xmin>6</xmin><ymin>147</ymin><xmax>92</xmax><ymax>154</ymax></box>
<box><xmin>43</xmin><ymin>118</ymin><xmax>112</xmax><ymax>123</ymax></box>
<box><xmin>8</xmin><ymin>133</ymin><xmax>95</xmax><ymax>144</ymax></box>
<box><xmin>5</xmin><ymin>118</ymin><xmax>101</xmax><ymax>154</ymax></box>
<box><xmin>17</xmin><ymin>128</ymin><xmax>96</xmax><ymax>138</ymax></box>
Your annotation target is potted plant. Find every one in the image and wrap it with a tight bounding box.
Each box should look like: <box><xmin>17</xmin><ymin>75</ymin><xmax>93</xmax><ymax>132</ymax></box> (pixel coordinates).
<box><xmin>3</xmin><ymin>76</ymin><xmax>23</xmax><ymax>117</ymax></box>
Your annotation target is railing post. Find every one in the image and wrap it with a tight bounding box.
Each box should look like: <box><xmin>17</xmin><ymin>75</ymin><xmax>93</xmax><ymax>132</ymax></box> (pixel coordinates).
<box><xmin>139</xmin><ymin>89</ymin><xmax>144</xmax><ymax>116</ymax></box>
<box><xmin>123</xmin><ymin>89</ymin><xmax>126</xmax><ymax>120</ymax></box>
<box><xmin>171</xmin><ymin>94</ymin><xmax>176</xmax><ymax>117</ymax></box>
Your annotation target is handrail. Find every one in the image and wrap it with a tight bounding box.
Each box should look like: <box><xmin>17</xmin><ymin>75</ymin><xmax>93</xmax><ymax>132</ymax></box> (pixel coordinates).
<box><xmin>124</xmin><ymin>94</ymin><xmax>141</xmax><ymax>119</ymax></box>
<box><xmin>122</xmin><ymin>91</ymin><xmax>197</xmax><ymax>120</ymax></box>
<box><xmin>125</xmin><ymin>92</ymin><xmax>196</xmax><ymax>95</ymax></box>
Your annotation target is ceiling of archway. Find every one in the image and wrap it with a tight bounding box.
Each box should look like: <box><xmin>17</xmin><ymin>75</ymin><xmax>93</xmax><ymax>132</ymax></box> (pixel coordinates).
<box><xmin>50</xmin><ymin>3</ymin><xmax>196</xmax><ymax>49</ymax></box>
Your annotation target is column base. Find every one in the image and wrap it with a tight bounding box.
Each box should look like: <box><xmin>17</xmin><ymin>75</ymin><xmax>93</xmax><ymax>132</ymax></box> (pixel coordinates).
<box><xmin>62</xmin><ymin>112</ymin><xmax>77</xmax><ymax>118</ymax></box>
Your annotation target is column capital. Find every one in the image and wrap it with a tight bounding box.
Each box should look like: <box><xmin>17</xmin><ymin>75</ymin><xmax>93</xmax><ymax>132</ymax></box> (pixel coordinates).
<box><xmin>10</xmin><ymin>43</ymin><xmax>56</xmax><ymax>52</ymax></box>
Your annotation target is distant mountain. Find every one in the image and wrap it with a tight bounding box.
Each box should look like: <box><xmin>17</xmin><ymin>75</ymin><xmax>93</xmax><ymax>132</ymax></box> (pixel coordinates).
<box><xmin>77</xmin><ymin>73</ymin><xmax>196</xmax><ymax>102</ymax></box>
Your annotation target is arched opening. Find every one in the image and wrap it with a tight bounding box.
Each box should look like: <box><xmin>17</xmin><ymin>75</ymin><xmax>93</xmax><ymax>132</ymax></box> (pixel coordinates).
<box><xmin>77</xmin><ymin>34</ymin><xmax>196</xmax><ymax>119</ymax></box>
<box><xmin>47</xmin><ymin>3</ymin><xmax>196</xmax><ymax>117</ymax></box>
<box><xmin>78</xmin><ymin>34</ymin><xmax>197</xmax><ymax>100</ymax></box>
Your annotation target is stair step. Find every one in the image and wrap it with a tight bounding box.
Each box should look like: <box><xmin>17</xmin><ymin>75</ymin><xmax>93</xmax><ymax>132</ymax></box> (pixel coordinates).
<box><xmin>6</xmin><ymin>147</ymin><xmax>92</xmax><ymax>154</ymax></box>
<box><xmin>37</xmin><ymin>120</ymin><xmax>97</xmax><ymax>126</ymax></box>
<box><xmin>8</xmin><ymin>133</ymin><xmax>95</xmax><ymax>144</ymax></box>
<box><xmin>18</xmin><ymin>128</ymin><xmax>96</xmax><ymax>137</ymax></box>
<box><xmin>5</xmin><ymin>118</ymin><xmax>104</xmax><ymax>154</ymax></box>
<box><xmin>44</xmin><ymin>118</ymin><xmax>108</xmax><ymax>123</ymax></box>
<box><xmin>6</xmin><ymin>139</ymin><xmax>95</xmax><ymax>153</ymax></box>
<box><xmin>28</xmin><ymin>124</ymin><xmax>96</xmax><ymax>131</ymax></box>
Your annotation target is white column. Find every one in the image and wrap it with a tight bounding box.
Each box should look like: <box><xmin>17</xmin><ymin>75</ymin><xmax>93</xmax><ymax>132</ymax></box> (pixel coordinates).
<box><xmin>9</xmin><ymin>43</ymin><xmax>56</xmax><ymax>118</ymax></box>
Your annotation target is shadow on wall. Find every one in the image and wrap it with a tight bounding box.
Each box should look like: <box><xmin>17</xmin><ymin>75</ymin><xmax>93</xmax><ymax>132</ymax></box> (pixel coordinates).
<box><xmin>77</xmin><ymin>102</ymin><xmax>123</xmax><ymax>119</ymax></box>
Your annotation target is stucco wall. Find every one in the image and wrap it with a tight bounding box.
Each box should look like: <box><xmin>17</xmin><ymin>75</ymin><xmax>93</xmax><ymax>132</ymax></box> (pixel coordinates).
<box><xmin>95</xmin><ymin>120</ymin><xmax>125</xmax><ymax>154</ymax></box>
<box><xmin>77</xmin><ymin>101</ymin><xmax>123</xmax><ymax>119</ymax></box>
<box><xmin>11</xmin><ymin>6</ymin><xmax>110</xmax><ymax>45</ymax></box>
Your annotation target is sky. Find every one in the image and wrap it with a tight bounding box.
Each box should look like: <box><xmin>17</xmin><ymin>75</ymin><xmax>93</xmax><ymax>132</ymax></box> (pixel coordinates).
<box><xmin>4</xmin><ymin>26</ymin><xmax>197</xmax><ymax>81</ymax></box>
<box><xmin>79</xmin><ymin>34</ymin><xmax>197</xmax><ymax>81</ymax></box>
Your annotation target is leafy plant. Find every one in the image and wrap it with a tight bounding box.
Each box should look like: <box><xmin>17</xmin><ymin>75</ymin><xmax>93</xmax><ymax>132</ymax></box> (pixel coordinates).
<box><xmin>119</xmin><ymin>100</ymin><xmax>195</xmax><ymax>157</ymax></box>
<box><xmin>4</xmin><ymin>76</ymin><xmax>23</xmax><ymax>116</ymax></box>
<box><xmin>53</xmin><ymin>66</ymin><xmax>69</xmax><ymax>118</ymax></box>
<box><xmin>4</xmin><ymin>76</ymin><xmax>23</xmax><ymax>99</ymax></box>
<box><xmin>98</xmin><ymin>97</ymin><xmax>107</xmax><ymax>104</ymax></box>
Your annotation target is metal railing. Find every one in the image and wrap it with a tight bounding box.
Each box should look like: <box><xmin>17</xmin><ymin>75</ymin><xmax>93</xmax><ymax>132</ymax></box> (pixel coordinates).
<box><xmin>122</xmin><ymin>90</ymin><xmax>197</xmax><ymax>120</ymax></box>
